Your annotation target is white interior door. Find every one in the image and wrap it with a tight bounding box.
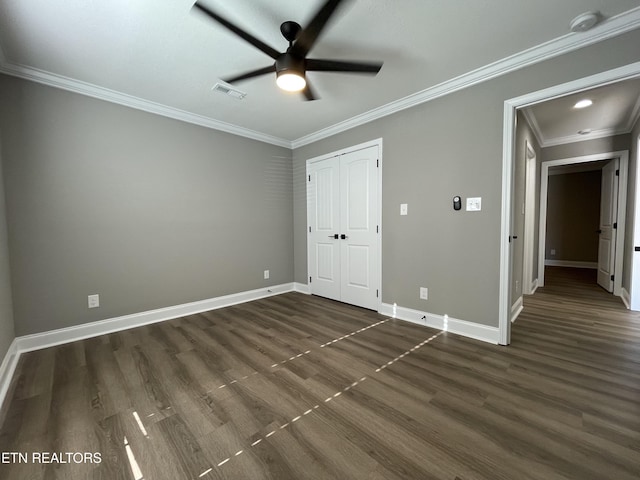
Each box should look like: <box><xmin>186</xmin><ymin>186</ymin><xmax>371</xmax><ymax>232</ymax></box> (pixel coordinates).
<box><xmin>307</xmin><ymin>144</ymin><xmax>380</xmax><ymax>310</ymax></box>
<box><xmin>597</xmin><ymin>159</ymin><xmax>619</xmax><ymax>292</ymax></box>
<box><xmin>308</xmin><ymin>157</ymin><xmax>341</xmax><ymax>301</ymax></box>
<box><xmin>339</xmin><ymin>147</ymin><xmax>379</xmax><ymax>309</ymax></box>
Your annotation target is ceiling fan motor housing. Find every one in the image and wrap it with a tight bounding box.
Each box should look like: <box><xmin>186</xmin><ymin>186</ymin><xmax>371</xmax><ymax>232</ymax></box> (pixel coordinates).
<box><xmin>276</xmin><ymin>53</ymin><xmax>305</xmax><ymax>78</ymax></box>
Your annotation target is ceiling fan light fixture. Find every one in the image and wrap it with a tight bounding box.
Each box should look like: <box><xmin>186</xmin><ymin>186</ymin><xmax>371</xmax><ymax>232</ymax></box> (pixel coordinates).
<box><xmin>276</xmin><ymin>71</ymin><xmax>306</xmax><ymax>92</ymax></box>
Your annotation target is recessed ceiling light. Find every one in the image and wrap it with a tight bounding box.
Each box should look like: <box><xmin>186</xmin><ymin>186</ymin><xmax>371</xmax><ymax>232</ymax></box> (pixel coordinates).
<box><xmin>574</xmin><ymin>99</ymin><xmax>593</xmax><ymax>109</ymax></box>
<box><xmin>569</xmin><ymin>12</ymin><xmax>600</xmax><ymax>32</ymax></box>
<box><xmin>578</xmin><ymin>129</ymin><xmax>592</xmax><ymax>135</ymax></box>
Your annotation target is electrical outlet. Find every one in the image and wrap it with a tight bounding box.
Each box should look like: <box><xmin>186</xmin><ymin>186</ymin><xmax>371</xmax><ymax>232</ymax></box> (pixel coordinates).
<box><xmin>264</xmin><ymin>270</ymin><xmax>270</xmax><ymax>280</ymax></box>
<box><xmin>551</xmin><ymin>249</ymin><xmax>556</xmax><ymax>256</ymax></box>
<box><xmin>88</xmin><ymin>294</ymin><xmax>100</xmax><ymax>309</ymax></box>
<box><xmin>515</xmin><ymin>280</ymin><xmax>520</xmax><ymax>294</ymax></box>
<box><xmin>419</xmin><ymin>287</ymin><xmax>428</xmax><ymax>300</ymax></box>
<box><xmin>400</xmin><ymin>203</ymin><xmax>408</xmax><ymax>216</ymax></box>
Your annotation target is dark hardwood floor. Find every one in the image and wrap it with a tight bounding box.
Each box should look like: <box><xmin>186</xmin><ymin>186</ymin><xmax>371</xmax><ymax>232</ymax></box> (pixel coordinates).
<box><xmin>1</xmin><ymin>267</ymin><xmax>639</xmax><ymax>479</ymax></box>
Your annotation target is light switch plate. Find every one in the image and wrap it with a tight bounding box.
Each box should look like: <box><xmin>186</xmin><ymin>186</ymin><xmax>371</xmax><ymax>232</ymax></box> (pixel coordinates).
<box><xmin>466</xmin><ymin>197</ymin><xmax>482</xmax><ymax>211</ymax></box>
<box><xmin>400</xmin><ymin>203</ymin><xmax>408</xmax><ymax>216</ymax></box>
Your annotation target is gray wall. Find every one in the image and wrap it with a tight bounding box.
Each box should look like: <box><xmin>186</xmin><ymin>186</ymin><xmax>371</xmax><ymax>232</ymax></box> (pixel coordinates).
<box><xmin>0</xmin><ymin>75</ymin><xmax>293</xmax><ymax>336</ymax></box>
<box><xmin>545</xmin><ymin>171</ymin><xmax>601</xmax><ymax>262</ymax></box>
<box><xmin>0</xmin><ymin>136</ymin><xmax>15</xmax><ymax>360</ymax></box>
<box><xmin>512</xmin><ymin>111</ymin><xmax>541</xmax><ymax>305</ymax></box>
<box><xmin>293</xmin><ymin>28</ymin><xmax>640</xmax><ymax>328</ymax></box>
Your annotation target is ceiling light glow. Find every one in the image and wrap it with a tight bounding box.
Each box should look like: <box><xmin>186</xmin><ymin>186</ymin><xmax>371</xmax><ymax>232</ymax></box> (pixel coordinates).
<box><xmin>574</xmin><ymin>99</ymin><xmax>593</xmax><ymax>109</ymax></box>
<box><xmin>276</xmin><ymin>73</ymin><xmax>306</xmax><ymax>92</ymax></box>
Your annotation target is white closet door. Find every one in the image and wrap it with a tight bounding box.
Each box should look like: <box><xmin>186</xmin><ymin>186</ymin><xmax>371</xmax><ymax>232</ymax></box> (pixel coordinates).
<box><xmin>339</xmin><ymin>146</ymin><xmax>379</xmax><ymax>310</ymax></box>
<box><xmin>308</xmin><ymin>157</ymin><xmax>341</xmax><ymax>301</ymax></box>
<box><xmin>307</xmin><ymin>145</ymin><xmax>379</xmax><ymax>310</ymax></box>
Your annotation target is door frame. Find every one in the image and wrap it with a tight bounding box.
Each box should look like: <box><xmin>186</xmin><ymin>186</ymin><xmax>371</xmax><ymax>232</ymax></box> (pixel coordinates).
<box><xmin>499</xmin><ymin>61</ymin><xmax>640</xmax><ymax>345</ymax></box>
<box><xmin>305</xmin><ymin>138</ymin><xmax>383</xmax><ymax>311</ymax></box>
<box><xmin>537</xmin><ymin>152</ymin><xmax>628</xmax><ymax>295</ymax></box>
<box><xmin>522</xmin><ymin>140</ymin><xmax>537</xmax><ymax>295</ymax></box>
<box><xmin>632</xmin><ymin>133</ymin><xmax>640</xmax><ymax>310</ymax></box>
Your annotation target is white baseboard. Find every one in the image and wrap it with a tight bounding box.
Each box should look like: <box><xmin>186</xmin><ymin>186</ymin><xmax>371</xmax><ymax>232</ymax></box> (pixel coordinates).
<box><xmin>511</xmin><ymin>296</ymin><xmax>524</xmax><ymax>324</ymax></box>
<box><xmin>378</xmin><ymin>303</ymin><xmax>499</xmax><ymax>344</ymax></box>
<box><xmin>0</xmin><ymin>339</ymin><xmax>19</xmax><ymax>415</ymax></box>
<box><xmin>293</xmin><ymin>282</ymin><xmax>311</xmax><ymax>294</ymax></box>
<box><xmin>530</xmin><ymin>278</ymin><xmax>539</xmax><ymax>294</ymax></box>
<box><xmin>621</xmin><ymin>287</ymin><xmax>631</xmax><ymax>309</ymax></box>
<box><xmin>544</xmin><ymin>260</ymin><xmax>598</xmax><ymax>269</ymax></box>
<box><xmin>16</xmin><ymin>283</ymin><xmax>295</xmax><ymax>354</ymax></box>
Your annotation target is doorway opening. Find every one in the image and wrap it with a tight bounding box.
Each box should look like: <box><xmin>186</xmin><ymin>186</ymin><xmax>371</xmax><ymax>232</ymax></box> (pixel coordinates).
<box><xmin>499</xmin><ymin>62</ymin><xmax>640</xmax><ymax>345</ymax></box>
<box><xmin>537</xmin><ymin>152</ymin><xmax>628</xmax><ymax>297</ymax></box>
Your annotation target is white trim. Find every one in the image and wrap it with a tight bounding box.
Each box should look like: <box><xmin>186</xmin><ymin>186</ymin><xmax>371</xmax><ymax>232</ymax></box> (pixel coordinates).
<box><xmin>0</xmin><ymin>64</ymin><xmax>291</xmax><ymax>149</ymax></box>
<box><xmin>621</xmin><ymin>287</ymin><xmax>631</xmax><ymax>309</ymax></box>
<box><xmin>523</xmin><ymin>141</ymin><xmax>537</xmax><ymax>295</ymax></box>
<box><xmin>531</xmin><ymin>278</ymin><xmax>539</xmax><ymax>294</ymax></box>
<box><xmin>511</xmin><ymin>297</ymin><xmax>524</xmax><ymax>324</ymax></box>
<box><xmin>500</xmin><ymin>62</ymin><xmax>640</xmax><ymax>347</ymax></box>
<box><xmin>499</xmin><ymin>100</ymin><xmax>515</xmax><ymax>345</ymax></box>
<box><xmin>378</xmin><ymin>303</ymin><xmax>499</xmax><ymax>345</ymax></box>
<box><xmin>15</xmin><ymin>283</ymin><xmax>295</xmax><ymax>354</ymax></box>
<box><xmin>541</xmin><ymin>127</ymin><xmax>632</xmax><ymax>148</ymax></box>
<box><xmin>293</xmin><ymin>282</ymin><xmax>311</xmax><ymax>294</ymax></box>
<box><xmin>291</xmin><ymin>7</ymin><xmax>640</xmax><ymax>149</ymax></box>
<box><xmin>633</xmin><ymin>133</ymin><xmax>640</xmax><ymax>311</ymax></box>
<box><xmin>0</xmin><ymin>339</ymin><xmax>19</xmax><ymax>415</ymax></box>
<box><xmin>521</xmin><ymin>109</ymin><xmax>544</xmax><ymax>147</ymax></box>
<box><xmin>544</xmin><ymin>260</ymin><xmax>598</xmax><ymax>269</ymax></box>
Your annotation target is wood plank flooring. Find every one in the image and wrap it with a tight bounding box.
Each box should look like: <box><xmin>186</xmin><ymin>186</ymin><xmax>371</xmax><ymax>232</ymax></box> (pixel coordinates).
<box><xmin>1</xmin><ymin>267</ymin><xmax>639</xmax><ymax>479</ymax></box>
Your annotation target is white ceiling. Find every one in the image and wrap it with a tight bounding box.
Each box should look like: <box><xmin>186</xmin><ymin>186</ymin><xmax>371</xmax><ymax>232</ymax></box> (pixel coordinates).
<box><xmin>1</xmin><ymin>0</ymin><xmax>640</xmax><ymax>146</ymax></box>
<box><xmin>523</xmin><ymin>78</ymin><xmax>640</xmax><ymax>147</ymax></box>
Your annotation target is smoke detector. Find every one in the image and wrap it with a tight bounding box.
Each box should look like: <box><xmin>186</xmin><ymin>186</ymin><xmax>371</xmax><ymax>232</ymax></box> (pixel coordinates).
<box><xmin>212</xmin><ymin>83</ymin><xmax>247</xmax><ymax>100</ymax></box>
<box><xmin>569</xmin><ymin>12</ymin><xmax>600</xmax><ymax>32</ymax></box>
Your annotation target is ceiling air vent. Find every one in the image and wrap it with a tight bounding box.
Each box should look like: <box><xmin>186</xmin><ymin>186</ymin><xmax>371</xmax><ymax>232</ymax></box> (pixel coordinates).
<box><xmin>212</xmin><ymin>83</ymin><xmax>247</xmax><ymax>99</ymax></box>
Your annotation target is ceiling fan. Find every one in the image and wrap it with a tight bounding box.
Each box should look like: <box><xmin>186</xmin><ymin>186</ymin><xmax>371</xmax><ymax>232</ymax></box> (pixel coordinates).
<box><xmin>193</xmin><ymin>0</ymin><xmax>383</xmax><ymax>100</ymax></box>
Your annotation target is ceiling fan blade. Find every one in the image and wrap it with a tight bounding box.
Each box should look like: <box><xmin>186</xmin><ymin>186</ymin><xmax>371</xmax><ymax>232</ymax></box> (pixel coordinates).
<box><xmin>290</xmin><ymin>0</ymin><xmax>345</xmax><ymax>58</ymax></box>
<box><xmin>306</xmin><ymin>58</ymin><xmax>383</xmax><ymax>74</ymax></box>
<box><xmin>193</xmin><ymin>2</ymin><xmax>281</xmax><ymax>60</ymax></box>
<box><xmin>224</xmin><ymin>65</ymin><xmax>276</xmax><ymax>84</ymax></box>
<box><xmin>302</xmin><ymin>81</ymin><xmax>318</xmax><ymax>101</ymax></box>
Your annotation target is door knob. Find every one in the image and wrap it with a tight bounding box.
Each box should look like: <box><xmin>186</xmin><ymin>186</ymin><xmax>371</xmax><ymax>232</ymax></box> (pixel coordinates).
<box><xmin>328</xmin><ymin>234</ymin><xmax>338</xmax><ymax>239</ymax></box>
<box><xmin>341</xmin><ymin>234</ymin><xmax>348</xmax><ymax>239</ymax></box>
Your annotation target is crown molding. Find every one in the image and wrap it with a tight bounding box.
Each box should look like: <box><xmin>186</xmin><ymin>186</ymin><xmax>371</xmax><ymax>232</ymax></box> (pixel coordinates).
<box><xmin>1</xmin><ymin>7</ymin><xmax>639</xmax><ymax>150</ymax></box>
<box><xmin>0</xmin><ymin>62</ymin><xmax>293</xmax><ymax>149</ymax></box>
<box><xmin>291</xmin><ymin>6</ymin><xmax>640</xmax><ymax>149</ymax></box>
<box><xmin>541</xmin><ymin>126</ymin><xmax>631</xmax><ymax>147</ymax></box>
<box><xmin>520</xmin><ymin>108</ymin><xmax>545</xmax><ymax>147</ymax></box>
